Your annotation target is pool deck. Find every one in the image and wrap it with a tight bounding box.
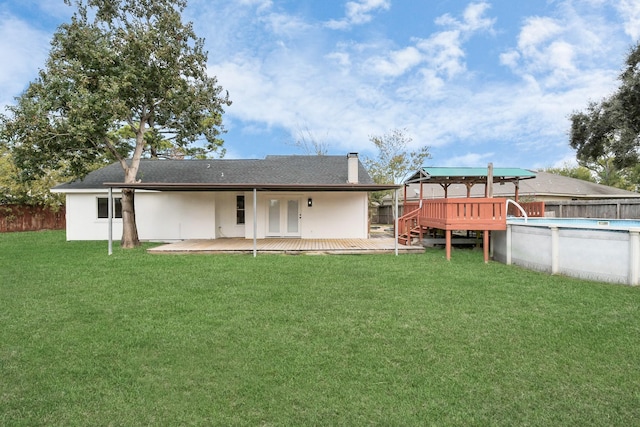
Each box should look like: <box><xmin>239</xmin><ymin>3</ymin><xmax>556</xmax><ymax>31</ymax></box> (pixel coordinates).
<box><xmin>148</xmin><ymin>236</ymin><xmax>424</xmax><ymax>255</ymax></box>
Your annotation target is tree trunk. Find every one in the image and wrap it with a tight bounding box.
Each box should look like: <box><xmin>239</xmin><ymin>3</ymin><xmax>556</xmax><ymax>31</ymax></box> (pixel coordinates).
<box><xmin>120</xmin><ymin>188</ymin><xmax>140</xmax><ymax>248</ymax></box>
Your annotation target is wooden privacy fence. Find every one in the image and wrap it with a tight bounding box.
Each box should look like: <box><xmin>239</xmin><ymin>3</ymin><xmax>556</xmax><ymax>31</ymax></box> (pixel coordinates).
<box><xmin>0</xmin><ymin>205</ymin><xmax>66</xmax><ymax>232</ymax></box>
<box><xmin>543</xmin><ymin>198</ymin><xmax>640</xmax><ymax>219</ymax></box>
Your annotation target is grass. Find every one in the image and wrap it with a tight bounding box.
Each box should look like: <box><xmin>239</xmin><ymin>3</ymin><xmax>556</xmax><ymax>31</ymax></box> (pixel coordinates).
<box><xmin>1</xmin><ymin>230</ymin><xmax>640</xmax><ymax>425</ymax></box>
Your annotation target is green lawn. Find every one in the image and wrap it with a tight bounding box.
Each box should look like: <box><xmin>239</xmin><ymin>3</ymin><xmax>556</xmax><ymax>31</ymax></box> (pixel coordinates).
<box><xmin>1</xmin><ymin>231</ymin><xmax>639</xmax><ymax>426</ymax></box>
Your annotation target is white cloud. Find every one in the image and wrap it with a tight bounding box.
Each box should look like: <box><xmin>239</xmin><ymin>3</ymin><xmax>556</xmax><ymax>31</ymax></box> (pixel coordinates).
<box><xmin>499</xmin><ymin>1</ymin><xmax>623</xmax><ymax>92</ymax></box>
<box><xmin>366</xmin><ymin>46</ymin><xmax>423</xmax><ymax>77</ymax></box>
<box><xmin>517</xmin><ymin>16</ymin><xmax>563</xmax><ymax>54</ymax></box>
<box><xmin>326</xmin><ymin>51</ymin><xmax>351</xmax><ymax>68</ymax></box>
<box><xmin>617</xmin><ymin>0</ymin><xmax>640</xmax><ymax>41</ymax></box>
<box><xmin>415</xmin><ymin>2</ymin><xmax>494</xmax><ymax>80</ymax></box>
<box><xmin>443</xmin><ymin>152</ymin><xmax>495</xmax><ymax>167</ymax></box>
<box><xmin>435</xmin><ymin>1</ymin><xmax>495</xmax><ymax>33</ymax></box>
<box><xmin>0</xmin><ymin>14</ymin><xmax>51</xmax><ymax>105</ymax></box>
<box><xmin>360</xmin><ymin>2</ymin><xmax>495</xmax><ymax>82</ymax></box>
<box><xmin>416</xmin><ymin>30</ymin><xmax>466</xmax><ymax>79</ymax></box>
<box><xmin>325</xmin><ymin>0</ymin><xmax>390</xmax><ymax>30</ymax></box>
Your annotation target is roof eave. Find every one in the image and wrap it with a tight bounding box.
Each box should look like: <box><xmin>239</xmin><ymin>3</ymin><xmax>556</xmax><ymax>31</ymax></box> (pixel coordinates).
<box><xmin>101</xmin><ymin>182</ymin><xmax>400</xmax><ymax>192</ymax></box>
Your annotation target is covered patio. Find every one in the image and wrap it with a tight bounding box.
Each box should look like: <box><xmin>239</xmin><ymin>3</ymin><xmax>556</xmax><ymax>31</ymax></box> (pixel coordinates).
<box><xmin>148</xmin><ymin>236</ymin><xmax>424</xmax><ymax>255</ymax></box>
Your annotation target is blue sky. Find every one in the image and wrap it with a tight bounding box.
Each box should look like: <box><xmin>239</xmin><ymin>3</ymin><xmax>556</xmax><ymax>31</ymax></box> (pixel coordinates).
<box><xmin>1</xmin><ymin>0</ymin><xmax>639</xmax><ymax>169</ymax></box>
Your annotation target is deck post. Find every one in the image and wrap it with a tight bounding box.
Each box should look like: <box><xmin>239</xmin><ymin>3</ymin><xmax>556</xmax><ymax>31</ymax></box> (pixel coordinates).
<box><xmin>253</xmin><ymin>188</ymin><xmax>257</xmax><ymax>258</ymax></box>
<box><xmin>486</xmin><ymin>162</ymin><xmax>493</xmax><ymax>198</ymax></box>
<box><xmin>483</xmin><ymin>230</ymin><xmax>489</xmax><ymax>263</ymax></box>
<box><xmin>445</xmin><ymin>229</ymin><xmax>451</xmax><ymax>260</ymax></box>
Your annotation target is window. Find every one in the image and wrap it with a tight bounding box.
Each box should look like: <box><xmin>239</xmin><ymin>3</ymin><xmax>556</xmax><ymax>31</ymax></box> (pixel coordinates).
<box><xmin>97</xmin><ymin>197</ymin><xmax>122</xmax><ymax>219</ymax></box>
<box><xmin>236</xmin><ymin>195</ymin><xmax>245</xmax><ymax>225</ymax></box>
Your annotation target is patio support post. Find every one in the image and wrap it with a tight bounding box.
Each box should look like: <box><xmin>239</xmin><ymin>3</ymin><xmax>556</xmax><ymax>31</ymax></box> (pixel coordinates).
<box><xmin>253</xmin><ymin>188</ymin><xmax>257</xmax><ymax>258</ymax></box>
<box><xmin>108</xmin><ymin>186</ymin><xmax>113</xmax><ymax>256</ymax></box>
<box><xmin>395</xmin><ymin>189</ymin><xmax>399</xmax><ymax>256</ymax></box>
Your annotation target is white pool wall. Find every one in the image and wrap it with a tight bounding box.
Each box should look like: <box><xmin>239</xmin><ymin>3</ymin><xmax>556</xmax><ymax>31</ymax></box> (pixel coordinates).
<box><xmin>492</xmin><ymin>220</ymin><xmax>640</xmax><ymax>286</ymax></box>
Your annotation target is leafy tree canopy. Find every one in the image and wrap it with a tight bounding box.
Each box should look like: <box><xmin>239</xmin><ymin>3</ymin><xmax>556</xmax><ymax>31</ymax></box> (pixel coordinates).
<box><xmin>364</xmin><ymin>128</ymin><xmax>431</xmax><ymax>185</ymax></box>
<box><xmin>0</xmin><ymin>145</ymin><xmax>65</xmax><ymax>208</ymax></box>
<box><xmin>1</xmin><ymin>0</ymin><xmax>231</xmax><ymax>246</ymax></box>
<box><xmin>364</xmin><ymin>128</ymin><xmax>431</xmax><ymax>208</ymax></box>
<box><xmin>544</xmin><ymin>163</ymin><xmax>595</xmax><ymax>182</ymax></box>
<box><xmin>570</xmin><ymin>42</ymin><xmax>640</xmax><ymax>172</ymax></box>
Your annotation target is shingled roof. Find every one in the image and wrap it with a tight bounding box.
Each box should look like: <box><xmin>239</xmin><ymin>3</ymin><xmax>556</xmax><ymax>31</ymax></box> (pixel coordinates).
<box><xmin>53</xmin><ymin>155</ymin><xmax>398</xmax><ymax>192</ymax></box>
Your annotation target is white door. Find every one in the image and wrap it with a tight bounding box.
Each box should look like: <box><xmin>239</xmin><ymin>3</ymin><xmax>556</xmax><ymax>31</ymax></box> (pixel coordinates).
<box><xmin>267</xmin><ymin>198</ymin><xmax>300</xmax><ymax>237</ymax></box>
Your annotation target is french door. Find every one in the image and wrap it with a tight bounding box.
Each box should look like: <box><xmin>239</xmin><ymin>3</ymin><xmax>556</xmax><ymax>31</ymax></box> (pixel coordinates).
<box><xmin>267</xmin><ymin>198</ymin><xmax>300</xmax><ymax>237</ymax></box>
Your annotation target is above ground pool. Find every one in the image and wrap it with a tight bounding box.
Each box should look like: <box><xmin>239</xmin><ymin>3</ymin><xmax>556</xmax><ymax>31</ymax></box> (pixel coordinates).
<box><xmin>492</xmin><ymin>217</ymin><xmax>640</xmax><ymax>286</ymax></box>
<box><xmin>507</xmin><ymin>217</ymin><xmax>640</xmax><ymax>230</ymax></box>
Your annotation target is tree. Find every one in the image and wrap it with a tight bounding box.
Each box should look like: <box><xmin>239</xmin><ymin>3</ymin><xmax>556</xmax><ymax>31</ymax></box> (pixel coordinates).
<box><xmin>289</xmin><ymin>125</ymin><xmax>329</xmax><ymax>156</ymax></box>
<box><xmin>0</xmin><ymin>145</ymin><xmax>66</xmax><ymax>208</ymax></box>
<box><xmin>570</xmin><ymin>42</ymin><xmax>640</xmax><ymax>171</ymax></box>
<box><xmin>364</xmin><ymin>128</ymin><xmax>431</xmax><ymax>206</ymax></box>
<box><xmin>581</xmin><ymin>154</ymin><xmax>636</xmax><ymax>190</ymax></box>
<box><xmin>364</xmin><ymin>128</ymin><xmax>431</xmax><ymax>185</ymax></box>
<box><xmin>543</xmin><ymin>163</ymin><xmax>595</xmax><ymax>182</ymax></box>
<box><xmin>0</xmin><ymin>0</ymin><xmax>231</xmax><ymax>247</ymax></box>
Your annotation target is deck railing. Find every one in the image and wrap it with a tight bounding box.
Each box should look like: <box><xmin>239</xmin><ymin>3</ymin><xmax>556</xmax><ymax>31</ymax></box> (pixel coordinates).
<box><xmin>508</xmin><ymin>201</ymin><xmax>545</xmax><ymax>217</ymax></box>
<box><xmin>397</xmin><ymin>205</ymin><xmax>421</xmax><ymax>241</ymax></box>
<box><xmin>416</xmin><ymin>198</ymin><xmax>508</xmax><ymax>231</ymax></box>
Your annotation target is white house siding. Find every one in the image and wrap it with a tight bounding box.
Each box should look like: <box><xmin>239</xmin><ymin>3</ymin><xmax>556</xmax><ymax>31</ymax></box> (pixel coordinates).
<box><xmin>216</xmin><ymin>192</ymin><xmax>246</xmax><ymax>238</ymax></box>
<box><xmin>135</xmin><ymin>192</ymin><xmax>216</xmax><ymax>241</ymax></box>
<box><xmin>244</xmin><ymin>191</ymin><xmax>368</xmax><ymax>239</ymax></box>
<box><xmin>64</xmin><ymin>191</ymin><xmax>216</xmax><ymax>241</ymax></box>
<box><xmin>63</xmin><ymin>190</ymin><xmax>369</xmax><ymax>241</ymax></box>
<box><xmin>299</xmin><ymin>192</ymin><xmax>368</xmax><ymax>239</ymax></box>
<box><xmin>64</xmin><ymin>192</ymin><xmax>123</xmax><ymax>241</ymax></box>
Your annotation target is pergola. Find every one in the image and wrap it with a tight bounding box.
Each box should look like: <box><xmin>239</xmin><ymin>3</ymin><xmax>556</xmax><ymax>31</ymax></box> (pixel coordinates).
<box><xmin>404</xmin><ymin>166</ymin><xmax>536</xmax><ymax>201</ymax></box>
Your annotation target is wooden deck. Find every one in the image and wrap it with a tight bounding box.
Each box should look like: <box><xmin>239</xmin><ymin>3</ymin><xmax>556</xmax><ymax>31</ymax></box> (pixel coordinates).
<box><xmin>148</xmin><ymin>237</ymin><xmax>424</xmax><ymax>255</ymax></box>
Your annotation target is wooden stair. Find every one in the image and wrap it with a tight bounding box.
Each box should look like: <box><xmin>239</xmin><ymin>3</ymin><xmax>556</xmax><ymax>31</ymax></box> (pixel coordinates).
<box><xmin>398</xmin><ymin>225</ymin><xmax>428</xmax><ymax>245</ymax></box>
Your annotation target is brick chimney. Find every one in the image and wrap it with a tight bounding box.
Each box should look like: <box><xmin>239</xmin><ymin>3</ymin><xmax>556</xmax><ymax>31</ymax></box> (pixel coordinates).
<box><xmin>347</xmin><ymin>153</ymin><xmax>359</xmax><ymax>184</ymax></box>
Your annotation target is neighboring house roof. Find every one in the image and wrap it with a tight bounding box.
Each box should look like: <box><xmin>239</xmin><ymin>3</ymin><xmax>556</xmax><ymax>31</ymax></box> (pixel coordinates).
<box><xmin>52</xmin><ymin>155</ymin><xmax>399</xmax><ymax>192</ymax></box>
<box><xmin>402</xmin><ymin>170</ymin><xmax>640</xmax><ymax>200</ymax></box>
<box><xmin>518</xmin><ymin>171</ymin><xmax>640</xmax><ymax>199</ymax></box>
